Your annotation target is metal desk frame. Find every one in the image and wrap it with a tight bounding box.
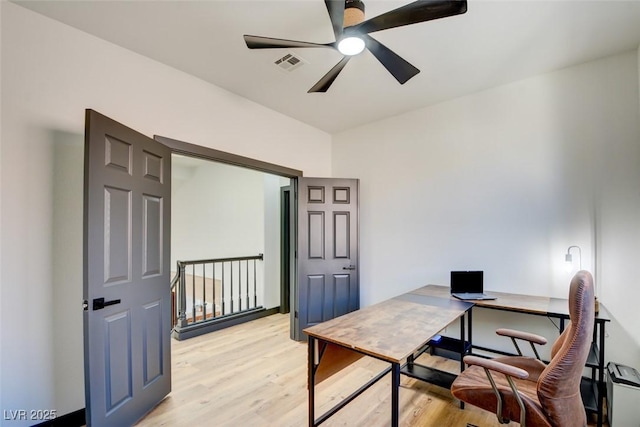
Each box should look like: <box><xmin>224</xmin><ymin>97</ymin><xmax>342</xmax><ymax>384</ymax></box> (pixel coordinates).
<box><xmin>305</xmin><ymin>291</ymin><xmax>473</xmax><ymax>427</ymax></box>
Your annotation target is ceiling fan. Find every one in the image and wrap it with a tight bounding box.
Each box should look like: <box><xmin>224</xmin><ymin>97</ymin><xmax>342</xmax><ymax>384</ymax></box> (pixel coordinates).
<box><xmin>243</xmin><ymin>0</ymin><xmax>468</xmax><ymax>93</ymax></box>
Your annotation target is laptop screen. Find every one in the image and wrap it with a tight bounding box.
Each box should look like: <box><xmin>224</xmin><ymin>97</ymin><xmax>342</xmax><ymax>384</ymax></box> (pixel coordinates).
<box><xmin>450</xmin><ymin>271</ymin><xmax>484</xmax><ymax>294</ymax></box>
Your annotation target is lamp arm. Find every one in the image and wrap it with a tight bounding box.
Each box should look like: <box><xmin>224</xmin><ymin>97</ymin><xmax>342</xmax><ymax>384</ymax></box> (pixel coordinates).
<box><xmin>566</xmin><ymin>245</ymin><xmax>582</xmax><ymax>270</ymax></box>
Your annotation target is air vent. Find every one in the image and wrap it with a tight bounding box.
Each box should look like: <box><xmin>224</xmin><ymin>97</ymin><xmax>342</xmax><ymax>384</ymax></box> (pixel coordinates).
<box><xmin>273</xmin><ymin>52</ymin><xmax>305</xmax><ymax>72</ymax></box>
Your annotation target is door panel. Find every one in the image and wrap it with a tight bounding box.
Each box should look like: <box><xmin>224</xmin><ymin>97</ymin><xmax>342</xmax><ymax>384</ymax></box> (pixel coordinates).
<box><xmin>142</xmin><ymin>300</ymin><xmax>163</xmax><ymax>385</ymax></box>
<box><xmin>104</xmin><ymin>186</ymin><xmax>132</xmax><ymax>284</ymax></box>
<box><xmin>105</xmin><ymin>310</ymin><xmax>133</xmax><ymax>413</ymax></box>
<box><xmin>334</xmin><ymin>274</ymin><xmax>351</xmax><ymax>317</ymax></box>
<box><xmin>294</xmin><ymin>177</ymin><xmax>359</xmax><ymax>340</ymax></box>
<box><xmin>308</xmin><ymin>212</ymin><xmax>325</xmax><ymax>258</ymax></box>
<box><xmin>333</xmin><ymin>212</ymin><xmax>350</xmax><ymax>258</ymax></box>
<box><xmin>308</xmin><ymin>276</ymin><xmax>326</xmax><ymax>324</ymax></box>
<box><xmin>142</xmin><ymin>195</ymin><xmax>162</xmax><ymax>277</ymax></box>
<box><xmin>84</xmin><ymin>110</ymin><xmax>171</xmax><ymax>426</ymax></box>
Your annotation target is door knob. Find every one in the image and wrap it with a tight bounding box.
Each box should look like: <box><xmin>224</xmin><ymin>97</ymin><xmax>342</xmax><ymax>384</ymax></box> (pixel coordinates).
<box><xmin>93</xmin><ymin>297</ymin><xmax>121</xmax><ymax>310</ymax></box>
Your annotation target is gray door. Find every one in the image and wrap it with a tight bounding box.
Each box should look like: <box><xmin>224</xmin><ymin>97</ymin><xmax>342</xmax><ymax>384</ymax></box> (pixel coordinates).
<box><xmin>83</xmin><ymin>110</ymin><xmax>171</xmax><ymax>426</ymax></box>
<box><xmin>294</xmin><ymin>177</ymin><xmax>359</xmax><ymax>340</ymax></box>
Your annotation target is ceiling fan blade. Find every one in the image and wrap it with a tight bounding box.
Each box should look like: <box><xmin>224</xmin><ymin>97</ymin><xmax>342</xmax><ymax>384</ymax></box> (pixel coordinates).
<box><xmin>324</xmin><ymin>0</ymin><xmax>345</xmax><ymax>41</ymax></box>
<box><xmin>308</xmin><ymin>56</ymin><xmax>351</xmax><ymax>93</ymax></box>
<box><xmin>244</xmin><ymin>35</ymin><xmax>335</xmax><ymax>49</ymax></box>
<box><xmin>364</xmin><ymin>35</ymin><xmax>419</xmax><ymax>84</ymax></box>
<box><xmin>353</xmin><ymin>0</ymin><xmax>467</xmax><ymax>35</ymax></box>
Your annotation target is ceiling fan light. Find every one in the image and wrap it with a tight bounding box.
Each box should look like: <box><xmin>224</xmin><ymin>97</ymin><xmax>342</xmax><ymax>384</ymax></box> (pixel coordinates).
<box><xmin>338</xmin><ymin>36</ymin><xmax>365</xmax><ymax>56</ymax></box>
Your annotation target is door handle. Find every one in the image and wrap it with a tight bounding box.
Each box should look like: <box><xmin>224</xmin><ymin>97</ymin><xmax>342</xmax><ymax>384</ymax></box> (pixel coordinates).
<box><xmin>93</xmin><ymin>297</ymin><xmax>121</xmax><ymax>310</ymax></box>
<box><xmin>342</xmin><ymin>265</ymin><xmax>356</xmax><ymax>270</ymax></box>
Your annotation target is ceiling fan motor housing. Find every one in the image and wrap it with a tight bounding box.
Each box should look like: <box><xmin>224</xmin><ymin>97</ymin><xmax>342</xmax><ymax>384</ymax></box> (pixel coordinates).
<box><xmin>344</xmin><ymin>0</ymin><xmax>365</xmax><ymax>27</ymax></box>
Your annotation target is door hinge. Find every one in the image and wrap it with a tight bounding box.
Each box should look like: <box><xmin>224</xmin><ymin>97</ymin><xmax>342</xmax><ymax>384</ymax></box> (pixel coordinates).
<box><xmin>82</xmin><ymin>300</ymin><xmax>89</xmax><ymax>311</ymax></box>
<box><xmin>295</xmin><ymin>311</ymin><xmax>299</xmax><ymax>319</ymax></box>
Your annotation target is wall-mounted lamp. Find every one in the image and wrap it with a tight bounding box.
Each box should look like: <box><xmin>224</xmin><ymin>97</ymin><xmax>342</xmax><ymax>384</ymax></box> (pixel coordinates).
<box><xmin>564</xmin><ymin>245</ymin><xmax>598</xmax><ymax>313</ymax></box>
<box><xmin>565</xmin><ymin>245</ymin><xmax>582</xmax><ymax>272</ymax></box>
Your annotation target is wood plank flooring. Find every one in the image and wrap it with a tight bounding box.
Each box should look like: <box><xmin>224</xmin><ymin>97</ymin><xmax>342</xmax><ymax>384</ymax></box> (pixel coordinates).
<box><xmin>135</xmin><ymin>314</ymin><xmax>599</xmax><ymax>427</ymax></box>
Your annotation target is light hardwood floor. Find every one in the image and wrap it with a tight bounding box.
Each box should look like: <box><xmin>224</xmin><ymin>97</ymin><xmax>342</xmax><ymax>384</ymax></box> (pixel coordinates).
<box><xmin>135</xmin><ymin>314</ymin><xmax>598</xmax><ymax>427</ymax></box>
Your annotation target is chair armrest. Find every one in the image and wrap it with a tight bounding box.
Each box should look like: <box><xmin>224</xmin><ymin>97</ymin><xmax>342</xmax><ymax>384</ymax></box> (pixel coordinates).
<box><xmin>463</xmin><ymin>355</ymin><xmax>529</xmax><ymax>426</ymax></box>
<box><xmin>496</xmin><ymin>328</ymin><xmax>547</xmax><ymax>345</ymax></box>
<box><xmin>463</xmin><ymin>355</ymin><xmax>529</xmax><ymax>380</ymax></box>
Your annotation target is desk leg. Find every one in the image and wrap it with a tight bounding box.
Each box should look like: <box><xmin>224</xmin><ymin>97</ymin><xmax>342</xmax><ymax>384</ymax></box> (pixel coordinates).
<box><xmin>391</xmin><ymin>362</ymin><xmax>400</xmax><ymax>427</ymax></box>
<box><xmin>459</xmin><ymin>312</ymin><xmax>467</xmax><ymax>409</ymax></box>
<box><xmin>308</xmin><ymin>336</ymin><xmax>315</xmax><ymax>427</ymax></box>
<box><xmin>467</xmin><ymin>308</ymin><xmax>473</xmax><ymax>355</ymax></box>
<box><xmin>459</xmin><ymin>313</ymin><xmax>465</xmax><ymax>372</ymax></box>
<box><xmin>597</xmin><ymin>321</ymin><xmax>605</xmax><ymax>427</ymax></box>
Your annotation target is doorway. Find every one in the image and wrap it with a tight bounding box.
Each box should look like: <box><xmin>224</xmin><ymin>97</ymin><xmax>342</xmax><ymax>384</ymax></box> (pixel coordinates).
<box><xmin>156</xmin><ymin>135</ymin><xmax>360</xmax><ymax>342</ymax></box>
<box><xmin>157</xmin><ymin>135</ymin><xmax>301</xmax><ymax>339</ymax></box>
<box><xmin>280</xmin><ymin>185</ymin><xmax>292</xmax><ymax>315</ymax></box>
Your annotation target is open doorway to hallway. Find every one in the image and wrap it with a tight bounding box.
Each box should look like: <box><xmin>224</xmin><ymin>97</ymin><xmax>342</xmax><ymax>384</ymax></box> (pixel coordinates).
<box><xmin>170</xmin><ymin>154</ymin><xmax>292</xmax><ymax>339</ymax></box>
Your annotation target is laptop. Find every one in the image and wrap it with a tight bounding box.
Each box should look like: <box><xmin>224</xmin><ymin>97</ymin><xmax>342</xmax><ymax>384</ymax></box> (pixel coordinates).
<box><xmin>450</xmin><ymin>271</ymin><xmax>496</xmax><ymax>300</ymax></box>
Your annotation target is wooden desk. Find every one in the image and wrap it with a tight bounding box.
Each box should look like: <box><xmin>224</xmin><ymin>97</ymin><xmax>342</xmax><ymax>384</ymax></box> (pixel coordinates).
<box><xmin>305</xmin><ymin>285</ymin><xmax>610</xmax><ymax>427</ymax></box>
<box><xmin>413</xmin><ymin>284</ymin><xmax>611</xmax><ymax>427</ymax></box>
<box><xmin>304</xmin><ymin>291</ymin><xmax>472</xmax><ymax>427</ymax></box>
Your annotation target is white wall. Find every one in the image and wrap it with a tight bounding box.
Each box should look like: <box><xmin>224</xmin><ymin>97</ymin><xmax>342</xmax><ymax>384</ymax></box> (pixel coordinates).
<box><xmin>172</xmin><ymin>160</ymin><xmax>265</xmax><ymax>263</ymax></box>
<box><xmin>593</xmin><ymin>46</ymin><xmax>640</xmax><ymax>369</ymax></box>
<box><xmin>333</xmin><ymin>50</ymin><xmax>640</xmax><ymax>366</ymax></box>
<box><xmin>0</xmin><ymin>2</ymin><xmax>330</xmax><ymax>424</ymax></box>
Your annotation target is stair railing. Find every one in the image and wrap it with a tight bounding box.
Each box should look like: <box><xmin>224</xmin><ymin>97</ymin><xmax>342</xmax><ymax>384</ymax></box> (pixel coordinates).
<box><xmin>172</xmin><ymin>254</ymin><xmax>264</xmax><ymax>329</ymax></box>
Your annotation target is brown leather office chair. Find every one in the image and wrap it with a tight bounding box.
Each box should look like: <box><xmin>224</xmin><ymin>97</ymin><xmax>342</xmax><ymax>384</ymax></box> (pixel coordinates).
<box><xmin>450</xmin><ymin>271</ymin><xmax>595</xmax><ymax>427</ymax></box>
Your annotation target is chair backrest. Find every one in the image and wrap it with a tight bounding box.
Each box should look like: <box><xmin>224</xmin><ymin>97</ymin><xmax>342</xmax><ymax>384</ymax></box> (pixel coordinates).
<box><xmin>537</xmin><ymin>270</ymin><xmax>595</xmax><ymax>427</ymax></box>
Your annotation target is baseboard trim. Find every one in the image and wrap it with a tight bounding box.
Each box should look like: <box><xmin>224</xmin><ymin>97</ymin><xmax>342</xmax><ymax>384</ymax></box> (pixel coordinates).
<box><xmin>31</xmin><ymin>408</ymin><xmax>85</xmax><ymax>427</ymax></box>
<box><xmin>172</xmin><ymin>306</ymin><xmax>280</xmax><ymax>340</ymax></box>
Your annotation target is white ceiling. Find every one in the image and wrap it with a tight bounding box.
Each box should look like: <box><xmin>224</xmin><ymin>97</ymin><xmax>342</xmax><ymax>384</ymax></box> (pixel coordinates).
<box><xmin>13</xmin><ymin>0</ymin><xmax>640</xmax><ymax>133</ymax></box>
